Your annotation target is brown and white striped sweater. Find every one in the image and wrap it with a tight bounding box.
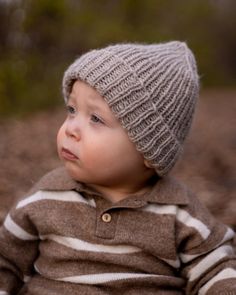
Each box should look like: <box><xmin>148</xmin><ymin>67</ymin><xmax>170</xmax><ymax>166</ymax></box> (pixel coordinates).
<box><xmin>0</xmin><ymin>167</ymin><xmax>236</xmax><ymax>295</ymax></box>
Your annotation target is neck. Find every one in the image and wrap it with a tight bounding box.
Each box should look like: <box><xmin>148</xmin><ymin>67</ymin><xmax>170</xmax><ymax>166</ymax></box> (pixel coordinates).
<box><xmin>87</xmin><ymin>174</ymin><xmax>158</xmax><ymax>203</ymax></box>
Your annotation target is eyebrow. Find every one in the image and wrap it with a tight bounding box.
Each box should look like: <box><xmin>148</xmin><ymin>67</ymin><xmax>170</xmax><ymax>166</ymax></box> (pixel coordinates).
<box><xmin>67</xmin><ymin>94</ymin><xmax>76</xmax><ymax>103</ymax></box>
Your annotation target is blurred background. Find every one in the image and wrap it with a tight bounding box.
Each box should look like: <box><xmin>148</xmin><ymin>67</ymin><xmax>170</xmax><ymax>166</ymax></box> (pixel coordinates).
<box><xmin>0</xmin><ymin>0</ymin><xmax>235</xmax><ymax>230</ymax></box>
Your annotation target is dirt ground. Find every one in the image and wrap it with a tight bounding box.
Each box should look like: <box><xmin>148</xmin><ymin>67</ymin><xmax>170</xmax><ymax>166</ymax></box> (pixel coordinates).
<box><xmin>0</xmin><ymin>89</ymin><xmax>235</xmax><ymax>234</ymax></box>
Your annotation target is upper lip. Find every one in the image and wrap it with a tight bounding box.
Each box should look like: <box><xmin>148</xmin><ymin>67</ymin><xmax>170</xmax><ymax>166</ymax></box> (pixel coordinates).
<box><xmin>61</xmin><ymin>147</ymin><xmax>79</xmax><ymax>159</ymax></box>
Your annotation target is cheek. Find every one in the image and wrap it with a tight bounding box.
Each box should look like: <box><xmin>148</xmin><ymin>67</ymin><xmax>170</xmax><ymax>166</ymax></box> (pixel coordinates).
<box><xmin>85</xmin><ymin>134</ymin><xmax>140</xmax><ymax>169</ymax></box>
<box><xmin>78</xmin><ymin>135</ymin><xmax>114</xmax><ymax>169</ymax></box>
<box><xmin>84</xmin><ymin>137</ymin><xmax>108</xmax><ymax>161</ymax></box>
<box><xmin>56</xmin><ymin>125</ymin><xmax>65</xmax><ymax>149</ymax></box>
<box><xmin>114</xmin><ymin>136</ymin><xmax>145</xmax><ymax>170</ymax></box>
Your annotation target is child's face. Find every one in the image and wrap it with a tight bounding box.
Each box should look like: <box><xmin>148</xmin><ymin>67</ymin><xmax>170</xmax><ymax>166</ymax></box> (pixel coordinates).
<box><xmin>57</xmin><ymin>80</ymin><xmax>151</xmax><ymax>191</ymax></box>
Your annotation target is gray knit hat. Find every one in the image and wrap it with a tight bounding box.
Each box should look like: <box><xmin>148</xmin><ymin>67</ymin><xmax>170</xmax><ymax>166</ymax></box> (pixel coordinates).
<box><xmin>62</xmin><ymin>41</ymin><xmax>199</xmax><ymax>176</ymax></box>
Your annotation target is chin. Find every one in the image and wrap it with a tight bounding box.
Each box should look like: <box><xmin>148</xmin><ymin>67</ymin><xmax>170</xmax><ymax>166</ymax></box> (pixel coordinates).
<box><xmin>64</xmin><ymin>164</ymin><xmax>81</xmax><ymax>181</ymax></box>
<box><xmin>64</xmin><ymin>167</ymin><xmax>92</xmax><ymax>186</ymax></box>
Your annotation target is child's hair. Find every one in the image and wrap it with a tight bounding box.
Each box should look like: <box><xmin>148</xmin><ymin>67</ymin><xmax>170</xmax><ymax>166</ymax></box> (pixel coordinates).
<box><xmin>62</xmin><ymin>41</ymin><xmax>199</xmax><ymax>176</ymax></box>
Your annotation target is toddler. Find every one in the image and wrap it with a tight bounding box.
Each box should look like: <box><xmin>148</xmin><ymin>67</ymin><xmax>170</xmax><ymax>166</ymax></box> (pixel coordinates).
<box><xmin>0</xmin><ymin>41</ymin><xmax>236</xmax><ymax>295</ymax></box>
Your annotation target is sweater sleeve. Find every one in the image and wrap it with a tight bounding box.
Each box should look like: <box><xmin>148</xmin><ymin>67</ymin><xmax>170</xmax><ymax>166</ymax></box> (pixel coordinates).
<box><xmin>0</xmin><ymin>197</ymin><xmax>40</xmax><ymax>295</ymax></box>
<box><xmin>176</xmin><ymin>191</ymin><xmax>236</xmax><ymax>295</ymax></box>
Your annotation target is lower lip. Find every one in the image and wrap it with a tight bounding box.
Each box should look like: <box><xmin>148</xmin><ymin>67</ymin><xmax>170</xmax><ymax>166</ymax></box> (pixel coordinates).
<box><xmin>61</xmin><ymin>148</ymin><xmax>79</xmax><ymax>161</ymax></box>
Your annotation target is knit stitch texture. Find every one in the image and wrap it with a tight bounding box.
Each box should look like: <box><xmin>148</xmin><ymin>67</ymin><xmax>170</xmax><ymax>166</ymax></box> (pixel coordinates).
<box><xmin>63</xmin><ymin>41</ymin><xmax>199</xmax><ymax>176</ymax></box>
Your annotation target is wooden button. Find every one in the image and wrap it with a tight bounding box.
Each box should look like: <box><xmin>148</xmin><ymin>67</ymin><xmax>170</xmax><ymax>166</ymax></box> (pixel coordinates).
<box><xmin>102</xmin><ymin>213</ymin><xmax>112</xmax><ymax>223</ymax></box>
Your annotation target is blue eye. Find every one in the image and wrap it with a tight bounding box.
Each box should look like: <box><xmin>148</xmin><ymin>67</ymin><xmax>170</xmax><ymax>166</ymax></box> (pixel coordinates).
<box><xmin>91</xmin><ymin>114</ymin><xmax>104</xmax><ymax>124</ymax></box>
<box><xmin>66</xmin><ymin>105</ymin><xmax>76</xmax><ymax>115</ymax></box>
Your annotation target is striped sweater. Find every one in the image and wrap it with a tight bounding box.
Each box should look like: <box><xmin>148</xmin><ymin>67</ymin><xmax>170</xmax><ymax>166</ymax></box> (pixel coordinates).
<box><xmin>0</xmin><ymin>167</ymin><xmax>236</xmax><ymax>295</ymax></box>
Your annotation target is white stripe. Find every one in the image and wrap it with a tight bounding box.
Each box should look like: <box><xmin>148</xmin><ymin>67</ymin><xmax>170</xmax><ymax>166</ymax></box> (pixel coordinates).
<box><xmin>142</xmin><ymin>204</ymin><xmax>177</xmax><ymax>215</ymax></box>
<box><xmin>35</xmin><ymin>263</ymin><xmax>161</xmax><ymax>284</ymax></box>
<box><xmin>177</xmin><ymin>209</ymin><xmax>210</xmax><ymax>240</ymax></box>
<box><xmin>41</xmin><ymin>234</ymin><xmax>179</xmax><ymax>267</ymax></box>
<box><xmin>162</xmin><ymin>258</ymin><xmax>181</xmax><ymax>268</ymax></box>
<box><xmin>188</xmin><ymin>245</ymin><xmax>234</xmax><ymax>281</ymax></box>
<box><xmin>180</xmin><ymin>252</ymin><xmax>199</xmax><ymax>263</ymax></box>
<box><xmin>143</xmin><ymin>204</ymin><xmax>210</xmax><ymax>240</ymax></box>
<box><xmin>199</xmin><ymin>268</ymin><xmax>236</xmax><ymax>295</ymax></box>
<box><xmin>221</xmin><ymin>227</ymin><xmax>235</xmax><ymax>244</ymax></box>
<box><xmin>55</xmin><ymin>272</ymin><xmax>161</xmax><ymax>284</ymax></box>
<box><xmin>40</xmin><ymin>234</ymin><xmax>141</xmax><ymax>254</ymax></box>
<box><xmin>0</xmin><ymin>291</ymin><xmax>9</xmax><ymax>295</ymax></box>
<box><xmin>17</xmin><ymin>190</ymin><xmax>96</xmax><ymax>209</ymax></box>
<box><xmin>180</xmin><ymin>227</ymin><xmax>235</xmax><ymax>263</ymax></box>
<box><xmin>4</xmin><ymin>215</ymin><xmax>38</xmax><ymax>240</ymax></box>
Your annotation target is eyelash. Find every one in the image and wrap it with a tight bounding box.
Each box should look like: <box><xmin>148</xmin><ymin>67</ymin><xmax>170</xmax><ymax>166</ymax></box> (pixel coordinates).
<box><xmin>66</xmin><ymin>105</ymin><xmax>76</xmax><ymax>115</ymax></box>
<box><xmin>90</xmin><ymin>114</ymin><xmax>104</xmax><ymax>124</ymax></box>
<box><xmin>66</xmin><ymin>105</ymin><xmax>104</xmax><ymax>124</ymax></box>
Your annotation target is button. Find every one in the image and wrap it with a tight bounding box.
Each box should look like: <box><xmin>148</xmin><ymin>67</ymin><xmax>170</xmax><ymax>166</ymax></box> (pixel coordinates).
<box><xmin>102</xmin><ymin>213</ymin><xmax>112</xmax><ymax>223</ymax></box>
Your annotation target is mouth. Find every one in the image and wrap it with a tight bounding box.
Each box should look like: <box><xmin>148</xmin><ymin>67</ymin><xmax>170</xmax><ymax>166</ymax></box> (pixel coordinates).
<box><xmin>61</xmin><ymin>147</ymin><xmax>79</xmax><ymax>161</ymax></box>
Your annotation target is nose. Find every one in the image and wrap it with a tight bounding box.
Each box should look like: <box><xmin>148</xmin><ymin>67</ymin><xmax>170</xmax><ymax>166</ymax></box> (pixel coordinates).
<box><xmin>65</xmin><ymin>118</ymin><xmax>81</xmax><ymax>141</ymax></box>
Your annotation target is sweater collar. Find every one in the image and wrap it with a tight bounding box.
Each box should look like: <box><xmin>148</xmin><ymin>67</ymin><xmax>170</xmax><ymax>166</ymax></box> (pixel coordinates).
<box><xmin>31</xmin><ymin>167</ymin><xmax>189</xmax><ymax>206</ymax></box>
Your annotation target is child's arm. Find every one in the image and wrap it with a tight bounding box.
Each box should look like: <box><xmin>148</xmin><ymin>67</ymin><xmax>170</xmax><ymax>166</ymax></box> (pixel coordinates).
<box><xmin>176</xmin><ymin>191</ymin><xmax>236</xmax><ymax>294</ymax></box>
<box><xmin>0</xmin><ymin>200</ymin><xmax>39</xmax><ymax>295</ymax></box>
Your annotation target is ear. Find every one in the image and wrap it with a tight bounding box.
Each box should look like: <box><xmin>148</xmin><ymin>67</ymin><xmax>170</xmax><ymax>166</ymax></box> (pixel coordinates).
<box><xmin>144</xmin><ymin>159</ymin><xmax>153</xmax><ymax>169</ymax></box>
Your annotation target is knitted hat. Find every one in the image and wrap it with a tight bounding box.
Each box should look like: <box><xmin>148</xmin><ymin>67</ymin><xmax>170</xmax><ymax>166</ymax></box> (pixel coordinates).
<box><xmin>62</xmin><ymin>41</ymin><xmax>199</xmax><ymax>176</ymax></box>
